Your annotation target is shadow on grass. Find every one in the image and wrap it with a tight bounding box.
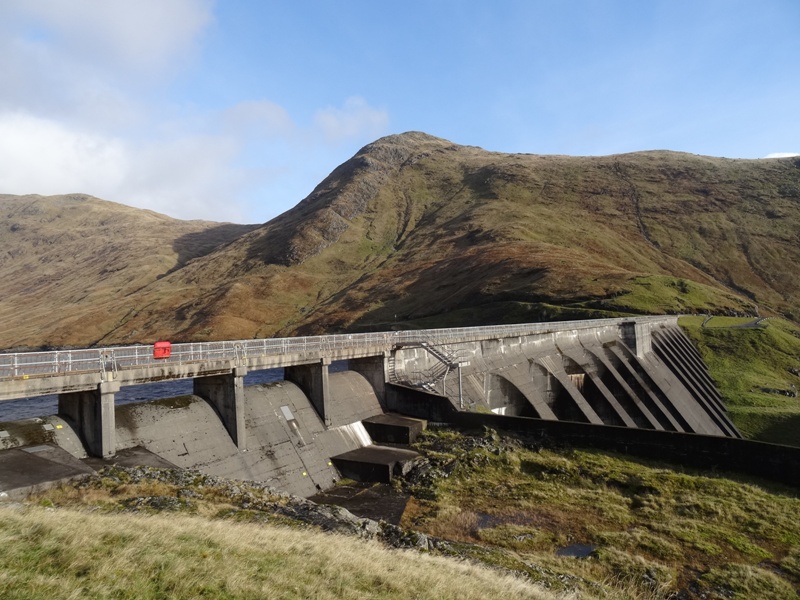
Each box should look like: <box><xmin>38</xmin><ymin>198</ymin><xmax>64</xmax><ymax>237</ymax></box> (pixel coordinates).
<box><xmin>756</xmin><ymin>413</ymin><xmax>800</xmax><ymax>448</ymax></box>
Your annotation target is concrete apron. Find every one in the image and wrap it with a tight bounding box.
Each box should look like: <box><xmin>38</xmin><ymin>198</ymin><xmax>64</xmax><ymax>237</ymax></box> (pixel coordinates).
<box><xmin>0</xmin><ymin>444</ymin><xmax>173</xmax><ymax>502</ymax></box>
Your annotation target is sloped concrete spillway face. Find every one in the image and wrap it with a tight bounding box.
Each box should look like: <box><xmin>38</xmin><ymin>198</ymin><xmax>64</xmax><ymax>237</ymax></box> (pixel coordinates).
<box><xmin>390</xmin><ymin>322</ymin><xmax>739</xmax><ymax>438</ymax></box>
<box><xmin>113</xmin><ymin>371</ymin><xmax>384</xmax><ymax>497</ymax></box>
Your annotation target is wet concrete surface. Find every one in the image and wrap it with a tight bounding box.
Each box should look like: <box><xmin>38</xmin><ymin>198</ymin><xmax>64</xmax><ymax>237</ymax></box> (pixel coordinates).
<box><xmin>309</xmin><ymin>481</ymin><xmax>411</xmax><ymax>525</ymax></box>
<box><xmin>0</xmin><ymin>445</ymin><xmax>175</xmax><ymax>502</ymax></box>
<box><xmin>81</xmin><ymin>446</ymin><xmax>177</xmax><ymax>470</ymax></box>
<box><xmin>0</xmin><ymin>444</ymin><xmax>94</xmax><ymax>501</ymax></box>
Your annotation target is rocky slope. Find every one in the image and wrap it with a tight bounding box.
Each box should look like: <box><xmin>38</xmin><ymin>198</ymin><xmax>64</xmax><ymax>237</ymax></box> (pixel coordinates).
<box><xmin>1</xmin><ymin>132</ymin><xmax>798</xmax><ymax>348</ymax></box>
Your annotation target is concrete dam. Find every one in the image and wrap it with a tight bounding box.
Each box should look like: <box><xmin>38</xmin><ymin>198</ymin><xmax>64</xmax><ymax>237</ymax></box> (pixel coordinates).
<box><xmin>0</xmin><ymin>316</ymin><xmax>741</xmax><ymax>498</ymax></box>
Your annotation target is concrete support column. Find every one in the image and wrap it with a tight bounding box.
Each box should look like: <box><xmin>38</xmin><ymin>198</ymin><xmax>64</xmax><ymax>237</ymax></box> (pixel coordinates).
<box><xmin>349</xmin><ymin>353</ymin><xmax>389</xmax><ymax>409</ymax></box>
<box><xmin>58</xmin><ymin>380</ymin><xmax>119</xmax><ymax>458</ymax></box>
<box><xmin>285</xmin><ymin>358</ymin><xmax>331</xmax><ymax>425</ymax></box>
<box><xmin>620</xmin><ymin>322</ymin><xmax>652</xmax><ymax>358</ymax></box>
<box><xmin>193</xmin><ymin>366</ymin><xmax>247</xmax><ymax>450</ymax></box>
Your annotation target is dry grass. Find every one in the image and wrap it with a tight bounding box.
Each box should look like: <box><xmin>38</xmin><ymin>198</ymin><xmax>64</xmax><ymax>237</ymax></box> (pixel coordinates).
<box><xmin>0</xmin><ymin>505</ymin><xmax>565</xmax><ymax>600</ymax></box>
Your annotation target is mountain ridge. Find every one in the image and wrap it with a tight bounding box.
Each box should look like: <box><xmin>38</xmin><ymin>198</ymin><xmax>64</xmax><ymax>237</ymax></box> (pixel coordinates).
<box><xmin>1</xmin><ymin>132</ymin><xmax>798</xmax><ymax>349</ymax></box>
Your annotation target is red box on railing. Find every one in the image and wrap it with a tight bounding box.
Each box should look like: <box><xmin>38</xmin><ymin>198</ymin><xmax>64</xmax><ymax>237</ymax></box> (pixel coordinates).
<box><xmin>153</xmin><ymin>341</ymin><xmax>171</xmax><ymax>359</ymax></box>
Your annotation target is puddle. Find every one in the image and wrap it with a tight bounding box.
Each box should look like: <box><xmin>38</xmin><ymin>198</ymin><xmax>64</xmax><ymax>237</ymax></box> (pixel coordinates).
<box><xmin>309</xmin><ymin>482</ymin><xmax>410</xmax><ymax>525</ymax></box>
<box><xmin>475</xmin><ymin>510</ymin><xmax>537</xmax><ymax>529</ymax></box>
<box><xmin>556</xmin><ymin>543</ymin><xmax>596</xmax><ymax>558</ymax></box>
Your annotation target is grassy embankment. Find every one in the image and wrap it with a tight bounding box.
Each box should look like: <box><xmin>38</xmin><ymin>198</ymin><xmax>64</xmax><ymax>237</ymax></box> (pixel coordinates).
<box><xmin>3</xmin><ymin>427</ymin><xmax>799</xmax><ymax>599</ymax></box>
<box><xmin>0</xmin><ymin>510</ymin><xmax>559</xmax><ymax>600</ymax></box>
<box><xmin>0</xmin><ymin>472</ymin><xmax>558</xmax><ymax>600</ymax></box>
<box><xmin>679</xmin><ymin>316</ymin><xmax>800</xmax><ymax>446</ymax></box>
<box><xmin>402</xmin><ymin>429</ymin><xmax>800</xmax><ymax>599</ymax></box>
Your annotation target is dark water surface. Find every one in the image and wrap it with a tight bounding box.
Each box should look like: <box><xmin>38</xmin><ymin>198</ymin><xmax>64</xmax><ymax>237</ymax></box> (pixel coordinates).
<box><xmin>0</xmin><ymin>368</ymin><xmax>285</xmax><ymax>423</ymax></box>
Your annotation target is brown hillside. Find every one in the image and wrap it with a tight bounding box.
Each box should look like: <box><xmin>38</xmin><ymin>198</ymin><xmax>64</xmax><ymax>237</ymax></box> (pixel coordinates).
<box><xmin>1</xmin><ymin>133</ymin><xmax>798</xmax><ymax>348</ymax></box>
<box><xmin>0</xmin><ymin>194</ymin><xmax>256</xmax><ymax>348</ymax></box>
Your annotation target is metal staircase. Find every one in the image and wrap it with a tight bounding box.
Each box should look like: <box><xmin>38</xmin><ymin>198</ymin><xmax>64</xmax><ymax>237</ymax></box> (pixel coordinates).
<box><xmin>392</xmin><ymin>339</ymin><xmax>467</xmax><ymax>394</ymax></box>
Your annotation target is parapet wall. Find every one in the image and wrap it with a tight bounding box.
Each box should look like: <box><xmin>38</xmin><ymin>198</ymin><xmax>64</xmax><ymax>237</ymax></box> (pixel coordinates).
<box><xmin>453</xmin><ymin>412</ymin><xmax>800</xmax><ymax>488</ymax></box>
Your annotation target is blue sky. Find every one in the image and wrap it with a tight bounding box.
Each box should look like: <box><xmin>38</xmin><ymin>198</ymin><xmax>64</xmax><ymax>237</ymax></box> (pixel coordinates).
<box><xmin>0</xmin><ymin>1</ymin><xmax>797</xmax><ymax>224</ymax></box>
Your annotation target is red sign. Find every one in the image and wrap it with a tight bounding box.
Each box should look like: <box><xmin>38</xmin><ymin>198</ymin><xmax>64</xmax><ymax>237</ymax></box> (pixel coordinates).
<box><xmin>153</xmin><ymin>341</ymin><xmax>171</xmax><ymax>359</ymax></box>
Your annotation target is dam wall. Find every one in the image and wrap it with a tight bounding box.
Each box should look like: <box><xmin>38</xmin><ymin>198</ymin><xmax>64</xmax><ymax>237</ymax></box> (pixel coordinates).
<box><xmin>0</xmin><ymin>317</ymin><xmax>752</xmax><ymax>498</ymax></box>
<box><xmin>390</xmin><ymin>320</ymin><xmax>739</xmax><ymax>438</ymax></box>
<box><xmin>1</xmin><ymin>371</ymin><xmax>383</xmax><ymax>497</ymax></box>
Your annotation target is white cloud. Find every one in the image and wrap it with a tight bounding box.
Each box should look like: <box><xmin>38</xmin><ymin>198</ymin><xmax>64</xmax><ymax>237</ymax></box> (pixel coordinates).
<box><xmin>0</xmin><ymin>112</ymin><xmax>248</xmax><ymax>222</ymax></box>
<box><xmin>0</xmin><ymin>113</ymin><xmax>126</xmax><ymax>194</ymax></box>
<box><xmin>314</xmin><ymin>96</ymin><xmax>389</xmax><ymax>143</ymax></box>
<box><xmin>764</xmin><ymin>152</ymin><xmax>800</xmax><ymax>159</ymax></box>
<box><xmin>0</xmin><ymin>0</ymin><xmax>214</xmax><ymax>76</ymax></box>
<box><xmin>0</xmin><ymin>4</ymin><xmax>390</xmax><ymax>223</ymax></box>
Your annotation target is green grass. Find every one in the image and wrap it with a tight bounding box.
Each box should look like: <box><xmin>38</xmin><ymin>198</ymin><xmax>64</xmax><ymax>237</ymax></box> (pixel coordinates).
<box><xmin>0</xmin><ymin>508</ymin><xmax>556</xmax><ymax>600</ymax></box>
<box><xmin>9</xmin><ymin>429</ymin><xmax>800</xmax><ymax>599</ymax></box>
<box><xmin>607</xmin><ymin>275</ymin><xmax>755</xmax><ymax>317</ymax></box>
<box><xmin>403</xmin><ymin>428</ymin><xmax>800</xmax><ymax>599</ymax></box>
<box><xmin>679</xmin><ymin>317</ymin><xmax>800</xmax><ymax>445</ymax></box>
<box><xmin>3</xmin><ymin>468</ymin><xmax>561</xmax><ymax>600</ymax></box>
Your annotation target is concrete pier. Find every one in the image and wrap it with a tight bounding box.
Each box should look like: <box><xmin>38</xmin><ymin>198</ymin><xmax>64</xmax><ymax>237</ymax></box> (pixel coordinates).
<box><xmin>285</xmin><ymin>359</ymin><xmax>331</xmax><ymax>425</ymax></box>
<box><xmin>58</xmin><ymin>380</ymin><xmax>119</xmax><ymax>458</ymax></box>
<box><xmin>193</xmin><ymin>366</ymin><xmax>247</xmax><ymax>449</ymax></box>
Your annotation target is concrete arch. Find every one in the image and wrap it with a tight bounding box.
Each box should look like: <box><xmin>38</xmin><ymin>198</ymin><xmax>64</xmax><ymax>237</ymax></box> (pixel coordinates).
<box><xmin>532</xmin><ymin>359</ymin><xmax>600</xmax><ymax>424</ymax></box>
<box><xmin>484</xmin><ymin>373</ymin><xmax>539</xmax><ymax>417</ymax></box>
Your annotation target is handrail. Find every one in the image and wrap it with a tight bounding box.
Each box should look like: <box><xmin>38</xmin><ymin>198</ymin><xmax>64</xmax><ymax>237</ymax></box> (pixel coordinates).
<box><xmin>0</xmin><ymin>316</ymin><xmax>676</xmax><ymax>381</ymax></box>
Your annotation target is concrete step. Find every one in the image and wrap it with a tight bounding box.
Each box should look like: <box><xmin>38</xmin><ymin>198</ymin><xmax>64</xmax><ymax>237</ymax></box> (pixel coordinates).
<box><xmin>331</xmin><ymin>445</ymin><xmax>419</xmax><ymax>484</ymax></box>
<box><xmin>362</xmin><ymin>413</ymin><xmax>427</xmax><ymax>445</ymax></box>
<box><xmin>0</xmin><ymin>444</ymin><xmax>177</xmax><ymax>503</ymax></box>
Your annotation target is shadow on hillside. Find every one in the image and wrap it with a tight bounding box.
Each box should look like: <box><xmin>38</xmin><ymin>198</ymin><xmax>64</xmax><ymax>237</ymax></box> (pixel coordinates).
<box><xmin>756</xmin><ymin>413</ymin><xmax>800</xmax><ymax>448</ymax></box>
<box><xmin>164</xmin><ymin>223</ymin><xmax>259</xmax><ymax>277</ymax></box>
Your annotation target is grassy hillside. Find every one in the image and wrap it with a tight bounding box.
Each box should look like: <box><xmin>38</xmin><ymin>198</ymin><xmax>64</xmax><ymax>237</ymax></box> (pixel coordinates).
<box><xmin>402</xmin><ymin>428</ymin><xmax>800</xmax><ymax>599</ymax></box>
<box><xmin>0</xmin><ymin>509</ymin><xmax>551</xmax><ymax>600</ymax></box>
<box><xmin>0</xmin><ymin>194</ymin><xmax>255</xmax><ymax>349</ymax></box>
<box><xmin>1</xmin><ymin>133</ymin><xmax>798</xmax><ymax>348</ymax></box>
<box><xmin>2</xmin><ymin>466</ymin><xmax>559</xmax><ymax>600</ymax></box>
<box><xmin>680</xmin><ymin>317</ymin><xmax>800</xmax><ymax>446</ymax></box>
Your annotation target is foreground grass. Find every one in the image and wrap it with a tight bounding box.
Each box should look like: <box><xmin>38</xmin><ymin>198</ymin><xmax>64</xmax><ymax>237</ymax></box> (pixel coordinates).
<box><xmin>5</xmin><ymin>429</ymin><xmax>798</xmax><ymax>599</ymax></box>
<box><xmin>679</xmin><ymin>316</ymin><xmax>800</xmax><ymax>445</ymax></box>
<box><xmin>402</xmin><ymin>429</ymin><xmax>800</xmax><ymax>599</ymax></box>
<box><xmin>0</xmin><ymin>504</ymin><xmax>558</xmax><ymax>600</ymax></box>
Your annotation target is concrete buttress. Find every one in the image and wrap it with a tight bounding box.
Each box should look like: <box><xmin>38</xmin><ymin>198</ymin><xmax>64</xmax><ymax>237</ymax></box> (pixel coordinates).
<box><xmin>193</xmin><ymin>366</ymin><xmax>248</xmax><ymax>450</ymax></box>
<box><xmin>58</xmin><ymin>380</ymin><xmax>119</xmax><ymax>458</ymax></box>
<box><xmin>349</xmin><ymin>353</ymin><xmax>389</xmax><ymax>408</ymax></box>
<box><xmin>286</xmin><ymin>359</ymin><xmax>331</xmax><ymax>425</ymax></box>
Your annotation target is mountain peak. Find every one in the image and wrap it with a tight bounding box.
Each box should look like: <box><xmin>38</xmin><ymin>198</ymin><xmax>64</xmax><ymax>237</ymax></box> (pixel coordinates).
<box><xmin>1</xmin><ymin>134</ymin><xmax>798</xmax><ymax>348</ymax></box>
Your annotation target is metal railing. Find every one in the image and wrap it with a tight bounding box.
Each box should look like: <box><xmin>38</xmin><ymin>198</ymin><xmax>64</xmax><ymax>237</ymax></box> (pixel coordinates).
<box><xmin>0</xmin><ymin>315</ymin><xmax>675</xmax><ymax>381</ymax></box>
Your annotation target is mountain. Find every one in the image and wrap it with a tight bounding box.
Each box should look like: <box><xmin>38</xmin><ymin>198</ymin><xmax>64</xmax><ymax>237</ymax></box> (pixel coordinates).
<box><xmin>0</xmin><ymin>194</ymin><xmax>257</xmax><ymax>348</ymax></box>
<box><xmin>1</xmin><ymin>132</ymin><xmax>798</xmax><ymax>349</ymax></box>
